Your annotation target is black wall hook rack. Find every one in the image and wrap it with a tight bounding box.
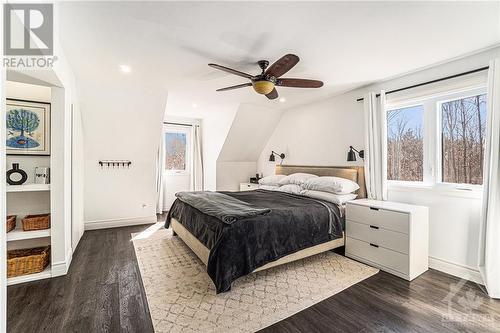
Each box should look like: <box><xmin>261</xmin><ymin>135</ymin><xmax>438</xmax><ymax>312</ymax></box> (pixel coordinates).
<box><xmin>99</xmin><ymin>160</ymin><xmax>132</xmax><ymax>169</ymax></box>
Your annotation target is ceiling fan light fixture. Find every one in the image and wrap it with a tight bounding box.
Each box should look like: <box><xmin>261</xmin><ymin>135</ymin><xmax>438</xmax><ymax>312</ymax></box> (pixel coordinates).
<box><xmin>252</xmin><ymin>80</ymin><xmax>275</xmax><ymax>95</ymax></box>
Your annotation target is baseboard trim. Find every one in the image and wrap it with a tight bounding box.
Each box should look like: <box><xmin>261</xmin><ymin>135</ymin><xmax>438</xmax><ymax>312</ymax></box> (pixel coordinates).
<box><xmin>51</xmin><ymin>247</ymin><xmax>73</xmax><ymax>277</ymax></box>
<box><xmin>51</xmin><ymin>261</ymin><xmax>68</xmax><ymax>277</ymax></box>
<box><xmin>429</xmin><ymin>256</ymin><xmax>483</xmax><ymax>285</ymax></box>
<box><xmin>85</xmin><ymin>216</ymin><xmax>157</xmax><ymax>231</ymax></box>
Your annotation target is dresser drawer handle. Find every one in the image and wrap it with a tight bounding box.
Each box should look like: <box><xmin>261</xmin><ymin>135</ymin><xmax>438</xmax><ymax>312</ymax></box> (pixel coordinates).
<box><xmin>370</xmin><ymin>243</ymin><xmax>379</xmax><ymax>248</ymax></box>
<box><xmin>369</xmin><ymin>207</ymin><xmax>379</xmax><ymax>211</ymax></box>
<box><xmin>369</xmin><ymin>225</ymin><xmax>379</xmax><ymax>229</ymax></box>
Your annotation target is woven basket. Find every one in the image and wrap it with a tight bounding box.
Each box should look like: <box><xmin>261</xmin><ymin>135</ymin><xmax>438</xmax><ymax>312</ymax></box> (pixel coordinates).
<box><xmin>7</xmin><ymin>246</ymin><xmax>50</xmax><ymax>278</ymax></box>
<box><xmin>7</xmin><ymin>215</ymin><xmax>16</xmax><ymax>233</ymax></box>
<box><xmin>22</xmin><ymin>214</ymin><xmax>50</xmax><ymax>231</ymax></box>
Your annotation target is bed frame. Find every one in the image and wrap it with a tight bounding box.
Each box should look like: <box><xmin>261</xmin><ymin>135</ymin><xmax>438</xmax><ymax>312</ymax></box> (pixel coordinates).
<box><xmin>171</xmin><ymin>165</ymin><xmax>366</xmax><ymax>273</ymax></box>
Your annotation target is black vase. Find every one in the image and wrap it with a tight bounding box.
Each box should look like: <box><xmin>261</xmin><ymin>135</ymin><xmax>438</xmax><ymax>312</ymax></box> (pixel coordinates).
<box><xmin>6</xmin><ymin>163</ymin><xmax>28</xmax><ymax>185</ymax></box>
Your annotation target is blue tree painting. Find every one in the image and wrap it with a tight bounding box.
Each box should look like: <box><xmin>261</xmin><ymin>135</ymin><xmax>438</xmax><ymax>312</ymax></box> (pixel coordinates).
<box><xmin>6</xmin><ymin>109</ymin><xmax>41</xmax><ymax>148</ymax></box>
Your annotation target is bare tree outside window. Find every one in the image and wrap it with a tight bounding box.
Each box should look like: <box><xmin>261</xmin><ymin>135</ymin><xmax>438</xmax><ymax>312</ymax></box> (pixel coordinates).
<box><xmin>441</xmin><ymin>94</ymin><xmax>486</xmax><ymax>185</ymax></box>
<box><xmin>387</xmin><ymin>105</ymin><xmax>424</xmax><ymax>181</ymax></box>
<box><xmin>165</xmin><ymin>132</ymin><xmax>187</xmax><ymax>171</ymax></box>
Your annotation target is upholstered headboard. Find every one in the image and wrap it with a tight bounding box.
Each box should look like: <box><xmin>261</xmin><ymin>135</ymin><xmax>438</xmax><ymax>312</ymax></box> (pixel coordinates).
<box><xmin>275</xmin><ymin>165</ymin><xmax>367</xmax><ymax>199</ymax></box>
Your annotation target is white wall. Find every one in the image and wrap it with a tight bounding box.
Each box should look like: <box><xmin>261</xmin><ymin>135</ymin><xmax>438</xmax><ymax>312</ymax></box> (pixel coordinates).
<box><xmin>258</xmin><ymin>46</ymin><xmax>500</xmax><ymax>282</ymax></box>
<box><xmin>216</xmin><ymin>162</ymin><xmax>257</xmax><ymax>191</ymax></box>
<box><xmin>258</xmin><ymin>90</ymin><xmax>365</xmax><ymax>176</ymax></box>
<box><xmin>216</xmin><ymin>104</ymin><xmax>283</xmax><ymax>190</ymax></box>
<box><xmin>72</xmin><ymin>102</ymin><xmax>85</xmax><ymax>250</ymax></box>
<box><xmin>81</xmin><ymin>85</ymin><xmax>166</xmax><ymax>227</ymax></box>
<box><xmin>200</xmin><ymin>105</ymin><xmax>238</xmax><ymax>191</ymax></box>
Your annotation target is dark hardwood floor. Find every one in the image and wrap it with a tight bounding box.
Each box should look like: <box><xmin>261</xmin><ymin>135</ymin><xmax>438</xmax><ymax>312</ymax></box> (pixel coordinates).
<box><xmin>8</xmin><ymin>220</ymin><xmax>500</xmax><ymax>333</ymax></box>
<box><xmin>7</xmin><ymin>224</ymin><xmax>154</xmax><ymax>333</ymax></box>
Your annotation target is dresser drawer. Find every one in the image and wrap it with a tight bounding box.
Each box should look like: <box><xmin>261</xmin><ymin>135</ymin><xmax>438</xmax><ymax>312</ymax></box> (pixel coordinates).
<box><xmin>346</xmin><ymin>220</ymin><xmax>409</xmax><ymax>254</ymax></box>
<box><xmin>346</xmin><ymin>204</ymin><xmax>409</xmax><ymax>234</ymax></box>
<box><xmin>240</xmin><ymin>183</ymin><xmax>259</xmax><ymax>191</ymax></box>
<box><xmin>346</xmin><ymin>237</ymin><xmax>409</xmax><ymax>274</ymax></box>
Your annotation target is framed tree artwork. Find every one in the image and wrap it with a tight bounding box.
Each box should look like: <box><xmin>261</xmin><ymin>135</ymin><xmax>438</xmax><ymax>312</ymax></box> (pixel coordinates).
<box><xmin>6</xmin><ymin>99</ymin><xmax>51</xmax><ymax>155</ymax></box>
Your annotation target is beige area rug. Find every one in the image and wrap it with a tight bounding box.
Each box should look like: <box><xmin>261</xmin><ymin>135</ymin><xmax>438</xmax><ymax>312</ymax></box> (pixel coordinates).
<box><xmin>132</xmin><ymin>223</ymin><xmax>378</xmax><ymax>333</ymax></box>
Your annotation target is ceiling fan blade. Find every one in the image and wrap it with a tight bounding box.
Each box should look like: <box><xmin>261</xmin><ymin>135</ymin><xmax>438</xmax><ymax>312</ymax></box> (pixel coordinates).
<box><xmin>266</xmin><ymin>88</ymin><xmax>279</xmax><ymax>100</ymax></box>
<box><xmin>265</xmin><ymin>54</ymin><xmax>299</xmax><ymax>78</ymax></box>
<box><xmin>208</xmin><ymin>63</ymin><xmax>253</xmax><ymax>79</ymax></box>
<box><xmin>277</xmin><ymin>78</ymin><xmax>324</xmax><ymax>88</ymax></box>
<box><xmin>216</xmin><ymin>83</ymin><xmax>252</xmax><ymax>92</ymax></box>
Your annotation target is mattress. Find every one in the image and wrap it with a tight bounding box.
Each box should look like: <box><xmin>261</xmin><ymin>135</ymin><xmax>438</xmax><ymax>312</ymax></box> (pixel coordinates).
<box><xmin>166</xmin><ymin>189</ymin><xmax>344</xmax><ymax>293</ymax></box>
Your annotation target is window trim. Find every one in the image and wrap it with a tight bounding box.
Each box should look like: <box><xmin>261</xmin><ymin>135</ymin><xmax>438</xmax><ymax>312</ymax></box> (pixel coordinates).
<box><xmin>385</xmin><ymin>85</ymin><xmax>487</xmax><ymax>194</ymax></box>
<box><xmin>164</xmin><ymin>124</ymin><xmax>191</xmax><ymax>176</ymax></box>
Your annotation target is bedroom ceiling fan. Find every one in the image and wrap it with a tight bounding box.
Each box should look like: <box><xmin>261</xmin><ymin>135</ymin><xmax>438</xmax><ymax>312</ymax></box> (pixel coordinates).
<box><xmin>208</xmin><ymin>54</ymin><xmax>323</xmax><ymax>100</ymax></box>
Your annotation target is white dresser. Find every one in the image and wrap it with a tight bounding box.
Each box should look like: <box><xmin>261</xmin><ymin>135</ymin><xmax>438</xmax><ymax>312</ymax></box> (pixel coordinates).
<box><xmin>239</xmin><ymin>182</ymin><xmax>260</xmax><ymax>191</ymax></box>
<box><xmin>345</xmin><ymin>199</ymin><xmax>429</xmax><ymax>281</ymax></box>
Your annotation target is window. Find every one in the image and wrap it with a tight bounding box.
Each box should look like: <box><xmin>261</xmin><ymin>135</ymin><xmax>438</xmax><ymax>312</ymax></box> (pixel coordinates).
<box><xmin>386</xmin><ymin>86</ymin><xmax>487</xmax><ymax>190</ymax></box>
<box><xmin>387</xmin><ymin>105</ymin><xmax>424</xmax><ymax>182</ymax></box>
<box><xmin>164</xmin><ymin>125</ymin><xmax>191</xmax><ymax>174</ymax></box>
<box><xmin>441</xmin><ymin>94</ymin><xmax>487</xmax><ymax>185</ymax></box>
<box><xmin>165</xmin><ymin>132</ymin><xmax>187</xmax><ymax>171</ymax></box>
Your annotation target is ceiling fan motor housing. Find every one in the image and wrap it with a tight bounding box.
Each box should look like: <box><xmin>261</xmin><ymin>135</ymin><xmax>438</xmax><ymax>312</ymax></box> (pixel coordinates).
<box><xmin>252</xmin><ymin>79</ymin><xmax>275</xmax><ymax>94</ymax></box>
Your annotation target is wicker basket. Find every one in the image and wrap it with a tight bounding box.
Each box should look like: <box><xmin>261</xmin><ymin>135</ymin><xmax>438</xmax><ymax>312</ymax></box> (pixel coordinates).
<box><xmin>7</xmin><ymin>246</ymin><xmax>50</xmax><ymax>278</ymax></box>
<box><xmin>22</xmin><ymin>214</ymin><xmax>50</xmax><ymax>231</ymax></box>
<box><xmin>7</xmin><ymin>215</ymin><xmax>16</xmax><ymax>233</ymax></box>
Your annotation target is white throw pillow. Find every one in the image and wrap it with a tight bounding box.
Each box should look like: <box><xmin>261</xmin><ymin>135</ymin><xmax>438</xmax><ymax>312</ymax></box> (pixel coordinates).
<box><xmin>258</xmin><ymin>175</ymin><xmax>287</xmax><ymax>186</ymax></box>
<box><xmin>259</xmin><ymin>184</ymin><xmax>280</xmax><ymax>191</ymax></box>
<box><xmin>301</xmin><ymin>190</ymin><xmax>357</xmax><ymax>205</ymax></box>
<box><xmin>276</xmin><ymin>184</ymin><xmax>302</xmax><ymax>195</ymax></box>
<box><xmin>303</xmin><ymin>176</ymin><xmax>360</xmax><ymax>195</ymax></box>
<box><xmin>278</xmin><ymin>173</ymin><xmax>318</xmax><ymax>186</ymax></box>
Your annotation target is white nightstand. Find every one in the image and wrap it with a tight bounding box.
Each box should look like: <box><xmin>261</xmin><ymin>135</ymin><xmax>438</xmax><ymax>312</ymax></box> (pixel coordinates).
<box><xmin>240</xmin><ymin>182</ymin><xmax>259</xmax><ymax>191</ymax></box>
<box><xmin>345</xmin><ymin>199</ymin><xmax>429</xmax><ymax>281</ymax></box>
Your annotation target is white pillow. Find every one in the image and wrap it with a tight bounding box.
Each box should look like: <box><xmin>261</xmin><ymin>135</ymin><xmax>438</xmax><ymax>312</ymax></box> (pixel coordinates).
<box><xmin>301</xmin><ymin>190</ymin><xmax>357</xmax><ymax>205</ymax></box>
<box><xmin>258</xmin><ymin>175</ymin><xmax>287</xmax><ymax>186</ymax></box>
<box><xmin>278</xmin><ymin>173</ymin><xmax>318</xmax><ymax>186</ymax></box>
<box><xmin>259</xmin><ymin>184</ymin><xmax>280</xmax><ymax>191</ymax></box>
<box><xmin>276</xmin><ymin>184</ymin><xmax>302</xmax><ymax>195</ymax></box>
<box><xmin>303</xmin><ymin>176</ymin><xmax>360</xmax><ymax>195</ymax></box>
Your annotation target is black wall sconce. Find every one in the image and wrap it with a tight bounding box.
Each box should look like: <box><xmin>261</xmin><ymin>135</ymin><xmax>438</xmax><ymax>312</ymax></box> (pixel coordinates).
<box><xmin>347</xmin><ymin>146</ymin><xmax>364</xmax><ymax>161</ymax></box>
<box><xmin>269</xmin><ymin>151</ymin><xmax>286</xmax><ymax>165</ymax></box>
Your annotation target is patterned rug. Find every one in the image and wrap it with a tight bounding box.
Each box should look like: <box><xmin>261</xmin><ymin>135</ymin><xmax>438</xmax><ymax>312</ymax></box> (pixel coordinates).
<box><xmin>132</xmin><ymin>223</ymin><xmax>378</xmax><ymax>333</ymax></box>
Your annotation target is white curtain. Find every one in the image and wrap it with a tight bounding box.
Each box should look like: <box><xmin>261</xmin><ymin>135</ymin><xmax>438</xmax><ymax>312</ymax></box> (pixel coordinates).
<box><xmin>155</xmin><ymin>131</ymin><xmax>165</xmax><ymax>214</ymax></box>
<box><xmin>478</xmin><ymin>59</ymin><xmax>500</xmax><ymax>299</ymax></box>
<box><xmin>363</xmin><ymin>91</ymin><xmax>387</xmax><ymax>200</ymax></box>
<box><xmin>191</xmin><ymin>124</ymin><xmax>204</xmax><ymax>191</ymax></box>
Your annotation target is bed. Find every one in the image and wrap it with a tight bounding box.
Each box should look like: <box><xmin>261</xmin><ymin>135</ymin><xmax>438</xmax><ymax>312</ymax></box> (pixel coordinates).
<box><xmin>165</xmin><ymin>165</ymin><xmax>366</xmax><ymax>293</ymax></box>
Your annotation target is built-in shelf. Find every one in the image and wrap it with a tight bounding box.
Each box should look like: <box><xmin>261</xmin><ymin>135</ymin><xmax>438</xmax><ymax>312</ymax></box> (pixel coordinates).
<box><xmin>7</xmin><ymin>228</ymin><xmax>51</xmax><ymax>242</ymax></box>
<box><xmin>6</xmin><ymin>184</ymin><xmax>51</xmax><ymax>193</ymax></box>
<box><xmin>7</xmin><ymin>267</ymin><xmax>51</xmax><ymax>286</ymax></box>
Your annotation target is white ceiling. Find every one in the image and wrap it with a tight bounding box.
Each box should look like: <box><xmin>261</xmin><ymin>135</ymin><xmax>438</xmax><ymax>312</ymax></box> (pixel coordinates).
<box><xmin>59</xmin><ymin>1</ymin><xmax>500</xmax><ymax>114</ymax></box>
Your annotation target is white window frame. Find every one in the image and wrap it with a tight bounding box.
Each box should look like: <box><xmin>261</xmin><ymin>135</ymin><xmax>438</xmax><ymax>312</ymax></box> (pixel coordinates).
<box><xmin>164</xmin><ymin>124</ymin><xmax>191</xmax><ymax>176</ymax></box>
<box><xmin>386</xmin><ymin>85</ymin><xmax>487</xmax><ymax>197</ymax></box>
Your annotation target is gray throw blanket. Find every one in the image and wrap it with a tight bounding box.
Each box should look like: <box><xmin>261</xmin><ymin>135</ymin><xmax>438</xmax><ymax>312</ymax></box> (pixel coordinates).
<box><xmin>175</xmin><ymin>191</ymin><xmax>271</xmax><ymax>224</ymax></box>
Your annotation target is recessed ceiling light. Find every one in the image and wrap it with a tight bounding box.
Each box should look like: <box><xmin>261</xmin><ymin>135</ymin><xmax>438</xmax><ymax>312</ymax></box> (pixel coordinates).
<box><xmin>119</xmin><ymin>65</ymin><xmax>131</xmax><ymax>74</ymax></box>
<box><xmin>192</xmin><ymin>103</ymin><xmax>198</xmax><ymax>108</ymax></box>
<box><xmin>279</xmin><ymin>97</ymin><xmax>286</xmax><ymax>103</ymax></box>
